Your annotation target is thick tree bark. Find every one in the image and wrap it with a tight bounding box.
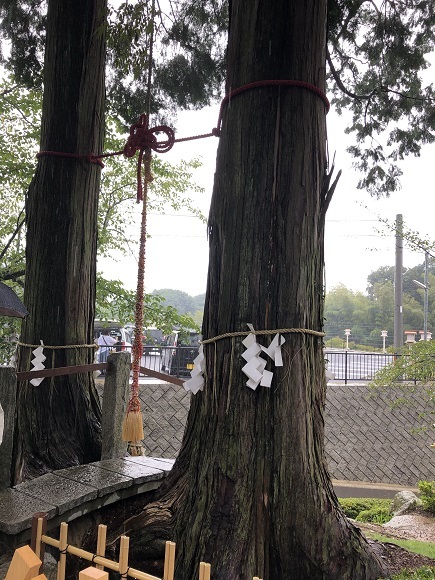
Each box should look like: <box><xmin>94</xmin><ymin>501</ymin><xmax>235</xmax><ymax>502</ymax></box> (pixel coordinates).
<box><xmin>124</xmin><ymin>1</ymin><xmax>387</xmax><ymax>578</ymax></box>
<box><xmin>13</xmin><ymin>0</ymin><xmax>106</xmax><ymax>482</ymax></box>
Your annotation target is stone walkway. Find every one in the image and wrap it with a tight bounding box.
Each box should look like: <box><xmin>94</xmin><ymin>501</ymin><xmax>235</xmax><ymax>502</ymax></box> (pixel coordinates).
<box><xmin>0</xmin><ymin>456</ymin><xmax>174</xmax><ymax>546</ymax></box>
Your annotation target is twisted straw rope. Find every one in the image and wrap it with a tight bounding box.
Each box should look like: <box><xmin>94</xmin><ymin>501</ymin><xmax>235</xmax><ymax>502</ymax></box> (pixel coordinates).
<box><xmin>201</xmin><ymin>327</ymin><xmax>325</xmax><ymax>345</ymax></box>
<box><xmin>17</xmin><ymin>341</ymin><xmax>98</xmax><ymax>349</ymax></box>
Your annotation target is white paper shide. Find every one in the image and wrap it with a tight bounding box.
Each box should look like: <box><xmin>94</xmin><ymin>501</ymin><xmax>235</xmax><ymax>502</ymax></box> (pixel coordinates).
<box><xmin>30</xmin><ymin>340</ymin><xmax>46</xmax><ymax>386</ymax></box>
<box><xmin>184</xmin><ymin>344</ymin><xmax>205</xmax><ymax>394</ymax></box>
<box><xmin>241</xmin><ymin>325</ymin><xmax>285</xmax><ymax>390</ymax></box>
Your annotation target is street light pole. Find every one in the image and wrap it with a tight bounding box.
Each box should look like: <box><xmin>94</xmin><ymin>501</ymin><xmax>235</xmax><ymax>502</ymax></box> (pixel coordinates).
<box><xmin>424</xmin><ymin>251</ymin><xmax>429</xmax><ymax>342</ymax></box>
<box><xmin>381</xmin><ymin>330</ymin><xmax>388</xmax><ymax>353</ymax></box>
<box><xmin>413</xmin><ymin>254</ymin><xmax>429</xmax><ymax>341</ymax></box>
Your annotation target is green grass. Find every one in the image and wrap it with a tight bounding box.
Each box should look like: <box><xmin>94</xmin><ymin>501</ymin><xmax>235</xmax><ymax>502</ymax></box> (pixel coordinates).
<box><xmin>374</xmin><ymin>534</ymin><xmax>435</xmax><ymax>579</ymax></box>
<box><xmin>366</xmin><ymin>531</ymin><xmax>435</xmax><ymax>559</ymax></box>
<box><xmin>383</xmin><ymin>567</ymin><xmax>435</xmax><ymax>579</ymax></box>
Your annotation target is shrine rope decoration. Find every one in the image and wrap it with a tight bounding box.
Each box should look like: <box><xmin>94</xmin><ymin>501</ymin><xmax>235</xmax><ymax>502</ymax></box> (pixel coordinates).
<box><xmin>33</xmin><ymin>75</ymin><xmax>330</xmax><ymax>446</ymax></box>
<box><xmin>184</xmin><ymin>326</ymin><xmax>325</xmax><ymax>394</ymax></box>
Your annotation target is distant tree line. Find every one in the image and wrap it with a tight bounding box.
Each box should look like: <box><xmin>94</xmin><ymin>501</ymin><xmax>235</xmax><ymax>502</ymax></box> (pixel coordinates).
<box><xmin>325</xmin><ymin>259</ymin><xmax>435</xmax><ymax>350</ymax></box>
<box><xmin>151</xmin><ymin>288</ymin><xmax>205</xmax><ymax>326</ymax></box>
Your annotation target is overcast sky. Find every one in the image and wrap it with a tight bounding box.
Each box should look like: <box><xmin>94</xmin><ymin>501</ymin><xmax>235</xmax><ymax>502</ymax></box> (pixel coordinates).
<box><xmin>98</xmin><ymin>101</ymin><xmax>435</xmax><ymax>298</ymax></box>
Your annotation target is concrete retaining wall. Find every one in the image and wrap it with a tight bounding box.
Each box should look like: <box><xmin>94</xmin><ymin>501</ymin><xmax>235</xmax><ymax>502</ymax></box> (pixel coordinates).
<box><xmin>140</xmin><ymin>382</ymin><xmax>435</xmax><ymax>486</ymax></box>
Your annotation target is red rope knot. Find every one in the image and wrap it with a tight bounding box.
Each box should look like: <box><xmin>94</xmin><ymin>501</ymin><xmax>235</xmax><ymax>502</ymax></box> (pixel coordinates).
<box><xmin>123</xmin><ymin>114</ymin><xmax>175</xmax><ymax>201</ymax></box>
<box><xmin>123</xmin><ymin>113</ymin><xmax>175</xmax><ymax>156</ymax></box>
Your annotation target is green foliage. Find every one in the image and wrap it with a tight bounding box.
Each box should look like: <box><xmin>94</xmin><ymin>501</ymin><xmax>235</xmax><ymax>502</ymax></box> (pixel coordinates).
<box><xmin>0</xmin><ymin>76</ymin><xmax>40</xmax><ymax>285</ymax></box>
<box><xmin>372</xmin><ymin>341</ymin><xmax>435</xmax><ymax>386</ymax></box>
<box><xmin>356</xmin><ymin>507</ymin><xmax>391</xmax><ymax>525</ymax></box>
<box><xmin>2</xmin><ymin>1</ymin><xmax>434</xmax><ymax>194</ymax></box>
<box><xmin>325</xmin><ymin>256</ymin><xmax>435</xmax><ymax>350</ymax></box>
<box><xmin>328</xmin><ymin>0</ymin><xmax>435</xmax><ymax>196</ymax></box>
<box><xmin>151</xmin><ymin>288</ymin><xmax>205</xmax><ymax>316</ymax></box>
<box><xmin>418</xmin><ymin>481</ymin><xmax>435</xmax><ymax>514</ymax></box>
<box><xmin>101</xmin><ymin>0</ymin><xmax>227</xmax><ymax>122</ymax></box>
<box><xmin>95</xmin><ymin>275</ymin><xmax>199</xmax><ymax>335</ymax></box>
<box><xmin>370</xmin><ymin>533</ymin><xmax>435</xmax><ymax>560</ymax></box>
<box><xmin>98</xmin><ymin>118</ymin><xmax>205</xmax><ymax>258</ymax></box>
<box><xmin>0</xmin><ymin>316</ymin><xmax>20</xmax><ymax>364</ymax></box>
<box><xmin>338</xmin><ymin>498</ymin><xmax>392</xmax><ymax>522</ymax></box>
<box><xmin>384</xmin><ymin>568</ymin><xmax>435</xmax><ymax>580</ymax></box>
<box><xmin>0</xmin><ymin>82</ymin><xmax>205</xmax><ymax>350</ymax></box>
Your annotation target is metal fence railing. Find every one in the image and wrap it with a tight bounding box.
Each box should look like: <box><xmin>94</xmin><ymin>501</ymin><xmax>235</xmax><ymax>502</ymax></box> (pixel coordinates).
<box><xmin>324</xmin><ymin>350</ymin><xmax>398</xmax><ymax>383</ymax></box>
<box><xmin>107</xmin><ymin>346</ymin><xmax>431</xmax><ymax>384</ymax></box>
<box><xmin>103</xmin><ymin>345</ymin><xmax>200</xmax><ymax>379</ymax></box>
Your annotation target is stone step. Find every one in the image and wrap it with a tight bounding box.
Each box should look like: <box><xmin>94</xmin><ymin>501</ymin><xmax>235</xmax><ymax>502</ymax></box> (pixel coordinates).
<box><xmin>0</xmin><ymin>456</ymin><xmax>174</xmax><ymax>542</ymax></box>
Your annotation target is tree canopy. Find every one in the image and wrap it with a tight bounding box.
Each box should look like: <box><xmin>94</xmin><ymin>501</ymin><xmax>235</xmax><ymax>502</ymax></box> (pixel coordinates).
<box><xmin>1</xmin><ymin>0</ymin><xmax>434</xmax><ymax>196</ymax></box>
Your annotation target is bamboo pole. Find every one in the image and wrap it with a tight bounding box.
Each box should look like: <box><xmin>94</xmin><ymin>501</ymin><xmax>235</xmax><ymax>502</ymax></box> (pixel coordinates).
<box><xmin>199</xmin><ymin>562</ymin><xmax>211</xmax><ymax>580</ymax></box>
<box><xmin>95</xmin><ymin>524</ymin><xmax>107</xmax><ymax>571</ymax></box>
<box><xmin>163</xmin><ymin>541</ymin><xmax>176</xmax><ymax>580</ymax></box>
<box><xmin>119</xmin><ymin>536</ymin><xmax>129</xmax><ymax>579</ymax></box>
<box><xmin>31</xmin><ymin>512</ymin><xmax>47</xmax><ymax>563</ymax></box>
<box><xmin>57</xmin><ymin>522</ymin><xmax>68</xmax><ymax>580</ymax></box>
<box><xmin>35</xmin><ymin>515</ymin><xmax>46</xmax><ymax>564</ymax></box>
<box><xmin>42</xmin><ymin>533</ymin><xmax>161</xmax><ymax>580</ymax></box>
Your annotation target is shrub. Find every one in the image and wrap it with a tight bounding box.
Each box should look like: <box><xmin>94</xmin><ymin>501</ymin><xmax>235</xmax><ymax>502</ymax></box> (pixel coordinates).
<box><xmin>356</xmin><ymin>507</ymin><xmax>391</xmax><ymax>524</ymax></box>
<box><xmin>339</xmin><ymin>498</ymin><xmax>392</xmax><ymax>522</ymax></box>
<box><xmin>418</xmin><ymin>480</ymin><xmax>435</xmax><ymax>513</ymax></box>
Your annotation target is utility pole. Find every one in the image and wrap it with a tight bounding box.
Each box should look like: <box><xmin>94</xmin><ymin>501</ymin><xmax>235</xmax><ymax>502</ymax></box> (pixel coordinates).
<box><xmin>394</xmin><ymin>214</ymin><xmax>403</xmax><ymax>351</ymax></box>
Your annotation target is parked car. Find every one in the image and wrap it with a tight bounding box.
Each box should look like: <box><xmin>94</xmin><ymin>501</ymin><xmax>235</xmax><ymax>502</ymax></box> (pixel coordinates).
<box><xmin>160</xmin><ymin>330</ymin><xmax>201</xmax><ymax>377</ymax></box>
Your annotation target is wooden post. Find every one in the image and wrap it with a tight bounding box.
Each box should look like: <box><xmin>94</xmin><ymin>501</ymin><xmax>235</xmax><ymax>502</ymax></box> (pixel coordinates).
<box><xmin>5</xmin><ymin>545</ymin><xmax>41</xmax><ymax>580</ymax></box>
<box><xmin>79</xmin><ymin>568</ymin><xmax>109</xmax><ymax>579</ymax></box>
<box><xmin>95</xmin><ymin>524</ymin><xmax>107</xmax><ymax>571</ymax></box>
<box><xmin>31</xmin><ymin>512</ymin><xmax>47</xmax><ymax>565</ymax></box>
<box><xmin>0</xmin><ymin>367</ymin><xmax>18</xmax><ymax>489</ymax></box>
<box><xmin>199</xmin><ymin>562</ymin><xmax>211</xmax><ymax>580</ymax></box>
<box><xmin>163</xmin><ymin>541</ymin><xmax>175</xmax><ymax>580</ymax></box>
<box><xmin>101</xmin><ymin>352</ymin><xmax>130</xmax><ymax>459</ymax></box>
<box><xmin>57</xmin><ymin>522</ymin><xmax>68</xmax><ymax>580</ymax></box>
<box><xmin>118</xmin><ymin>535</ymin><xmax>129</xmax><ymax>579</ymax></box>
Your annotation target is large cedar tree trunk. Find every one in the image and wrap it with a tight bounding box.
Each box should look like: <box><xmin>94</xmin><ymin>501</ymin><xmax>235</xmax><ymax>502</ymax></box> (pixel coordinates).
<box><xmin>14</xmin><ymin>0</ymin><xmax>106</xmax><ymax>483</ymax></box>
<box><xmin>122</xmin><ymin>1</ymin><xmax>387</xmax><ymax>578</ymax></box>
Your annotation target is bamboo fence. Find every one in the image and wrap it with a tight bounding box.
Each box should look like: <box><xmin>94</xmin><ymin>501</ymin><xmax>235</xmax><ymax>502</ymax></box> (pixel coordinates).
<box><xmin>8</xmin><ymin>514</ymin><xmax>263</xmax><ymax>580</ymax></box>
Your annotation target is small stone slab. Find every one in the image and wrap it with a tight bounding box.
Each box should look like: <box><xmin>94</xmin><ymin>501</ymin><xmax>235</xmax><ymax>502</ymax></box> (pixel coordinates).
<box><xmin>55</xmin><ymin>464</ymin><xmax>133</xmax><ymax>498</ymax></box>
<box><xmin>125</xmin><ymin>456</ymin><xmax>175</xmax><ymax>474</ymax></box>
<box><xmin>0</xmin><ymin>488</ymin><xmax>56</xmax><ymax>535</ymax></box>
<box><xmin>95</xmin><ymin>458</ymin><xmax>164</xmax><ymax>485</ymax></box>
<box><xmin>16</xmin><ymin>472</ymin><xmax>97</xmax><ymax>515</ymax></box>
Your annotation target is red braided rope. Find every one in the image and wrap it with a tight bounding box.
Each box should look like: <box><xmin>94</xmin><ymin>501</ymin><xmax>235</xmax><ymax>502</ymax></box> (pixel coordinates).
<box><xmin>36</xmin><ymin>150</ymin><xmax>106</xmax><ymax>168</ymax></box>
<box><xmin>210</xmin><ymin>79</ymin><xmax>330</xmax><ymax>137</ymax></box>
<box><xmin>128</xmin><ymin>151</ymin><xmax>151</xmax><ymax>410</ymax></box>
<box><xmin>36</xmin><ymin>80</ymin><xmax>329</xmax><ymax>197</ymax></box>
